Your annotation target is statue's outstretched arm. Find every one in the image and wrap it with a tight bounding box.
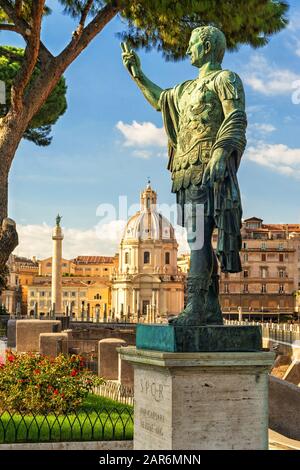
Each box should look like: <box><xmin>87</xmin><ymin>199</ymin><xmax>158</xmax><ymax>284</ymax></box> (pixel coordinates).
<box><xmin>121</xmin><ymin>45</ymin><xmax>163</xmax><ymax>111</ymax></box>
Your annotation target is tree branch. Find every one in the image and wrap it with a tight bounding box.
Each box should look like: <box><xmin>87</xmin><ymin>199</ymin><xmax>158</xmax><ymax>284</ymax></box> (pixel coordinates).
<box><xmin>23</xmin><ymin>2</ymin><xmax>121</xmax><ymax>125</ymax></box>
<box><xmin>0</xmin><ymin>0</ymin><xmax>53</xmax><ymax>66</ymax></box>
<box><xmin>15</xmin><ymin>0</ymin><xmax>22</xmax><ymax>18</ymax></box>
<box><xmin>75</xmin><ymin>0</ymin><xmax>94</xmax><ymax>37</ymax></box>
<box><xmin>0</xmin><ymin>23</ymin><xmax>20</xmax><ymax>32</ymax></box>
<box><xmin>56</xmin><ymin>2</ymin><xmax>121</xmax><ymax>70</ymax></box>
<box><xmin>11</xmin><ymin>0</ymin><xmax>45</xmax><ymax>111</ymax></box>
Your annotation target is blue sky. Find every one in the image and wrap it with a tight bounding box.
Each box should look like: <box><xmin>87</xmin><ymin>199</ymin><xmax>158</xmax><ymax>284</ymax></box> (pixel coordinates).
<box><xmin>2</xmin><ymin>0</ymin><xmax>300</xmax><ymax>258</ymax></box>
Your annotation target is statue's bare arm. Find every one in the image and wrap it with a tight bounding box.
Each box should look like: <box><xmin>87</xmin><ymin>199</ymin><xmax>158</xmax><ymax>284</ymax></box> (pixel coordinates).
<box><xmin>122</xmin><ymin>49</ymin><xmax>163</xmax><ymax>111</ymax></box>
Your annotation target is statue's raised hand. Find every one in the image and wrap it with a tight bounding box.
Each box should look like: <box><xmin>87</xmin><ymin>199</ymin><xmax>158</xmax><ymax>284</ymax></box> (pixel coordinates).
<box><xmin>121</xmin><ymin>42</ymin><xmax>142</xmax><ymax>79</ymax></box>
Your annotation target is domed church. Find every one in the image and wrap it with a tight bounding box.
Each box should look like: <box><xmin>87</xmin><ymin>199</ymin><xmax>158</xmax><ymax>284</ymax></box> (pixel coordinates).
<box><xmin>111</xmin><ymin>182</ymin><xmax>185</xmax><ymax>322</ymax></box>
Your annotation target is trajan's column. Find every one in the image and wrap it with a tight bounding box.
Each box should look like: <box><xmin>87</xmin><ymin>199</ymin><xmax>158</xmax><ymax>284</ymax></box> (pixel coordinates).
<box><xmin>51</xmin><ymin>214</ymin><xmax>63</xmax><ymax>315</ymax></box>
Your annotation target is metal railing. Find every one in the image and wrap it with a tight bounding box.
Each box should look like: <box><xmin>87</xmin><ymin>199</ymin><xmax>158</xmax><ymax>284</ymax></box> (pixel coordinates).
<box><xmin>225</xmin><ymin>320</ymin><xmax>300</xmax><ymax>346</ymax></box>
<box><xmin>0</xmin><ymin>406</ymin><xmax>133</xmax><ymax>443</ymax></box>
<box><xmin>94</xmin><ymin>381</ymin><xmax>134</xmax><ymax>407</ymax></box>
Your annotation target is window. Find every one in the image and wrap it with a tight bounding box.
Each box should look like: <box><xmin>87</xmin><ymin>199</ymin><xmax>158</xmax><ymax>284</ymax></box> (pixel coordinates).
<box><xmin>46</xmin><ymin>262</ymin><xmax>51</xmax><ymax>267</ymax></box>
<box><xmin>62</xmin><ymin>263</ymin><xmax>67</xmax><ymax>267</ymax></box>
<box><xmin>224</xmin><ymin>272</ymin><xmax>229</xmax><ymax>279</ymax></box>
<box><xmin>146</xmin><ymin>197</ymin><xmax>150</xmax><ymax>210</ymax></box>
<box><xmin>243</xmin><ymin>284</ymin><xmax>249</xmax><ymax>293</ymax></box>
<box><xmin>71</xmin><ymin>292</ymin><xmax>76</xmax><ymax>297</ymax></box>
<box><xmin>30</xmin><ymin>300</ymin><xmax>34</xmax><ymax>306</ymax></box>
<box><xmin>165</xmin><ymin>252</ymin><xmax>170</xmax><ymax>265</ymax></box>
<box><xmin>261</xmin><ymin>284</ymin><xmax>267</xmax><ymax>293</ymax></box>
<box><xmin>63</xmin><ymin>292</ymin><xmax>68</xmax><ymax>297</ymax></box>
<box><xmin>261</xmin><ymin>267</ymin><xmax>268</xmax><ymax>279</ymax></box>
<box><xmin>279</xmin><ymin>253</ymin><xmax>284</xmax><ymax>262</ymax></box>
<box><xmin>243</xmin><ymin>242</ymin><xmax>247</xmax><ymax>249</ymax></box>
<box><xmin>39</xmin><ymin>301</ymin><xmax>45</xmax><ymax>307</ymax></box>
<box><xmin>279</xmin><ymin>284</ymin><xmax>284</xmax><ymax>294</ymax></box>
<box><xmin>80</xmin><ymin>291</ymin><xmax>86</xmax><ymax>298</ymax></box>
<box><xmin>278</xmin><ymin>243</ymin><xmax>284</xmax><ymax>250</ymax></box>
<box><xmin>224</xmin><ymin>283</ymin><xmax>229</xmax><ymax>294</ymax></box>
<box><xmin>104</xmin><ymin>268</ymin><xmax>108</xmax><ymax>271</ymax></box>
<box><xmin>125</xmin><ymin>252</ymin><xmax>129</xmax><ymax>264</ymax></box>
<box><xmin>261</xmin><ymin>253</ymin><xmax>266</xmax><ymax>262</ymax></box>
<box><xmin>30</xmin><ymin>291</ymin><xmax>35</xmax><ymax>297</ymax></box>
<box><xmin>142</xmin><ymin>300</ymin><xmax>150</xmax><ymax>315</ymax></box>
<box><xmin>94</xmin><ymin>293</ymin><xmax>101</xmax><ymax>300</ymax></box>
<box><xmin>144</xmin><ymin>251</ymin><xmax>150</xmax><ymax>264</ymax></box>
<box><xmin>40</xmin><ymin>291</ymin><xmax>45</xmax><ymax>297</ymax></box>
<box><xmin>243</xmin><ymin>253</ymin><xmax>248</xmax><ymax>262</ymax></box>
<box><xmin>243</xmin><ymin>270</ymin><xmax>248</xmax><ymax>278</ymax></box>
<box><xmin>279</xmin><ymin>270</ymin><xmax>285</xmax><ymax>278</ymax></box>
<box><xmin>261</xmin><ymin>242</ymin><xmax>267</xmax><ymax>250</ymax></box>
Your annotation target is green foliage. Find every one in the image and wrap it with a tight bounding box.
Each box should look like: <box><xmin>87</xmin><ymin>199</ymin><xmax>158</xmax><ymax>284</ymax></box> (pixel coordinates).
<box><xmin>0</xmin><ymin>351</ymin><xmax>104</xmax><ymax>414</ymax></box>
<box><xmin>0</xmin><ymin>47</ymin><xmax>67</xmax><ymax>146</ymax></box>
<box><xmin>117</xmin><ymin>0</ymin><xmax>289</xmax><ymax>60</ymax></box>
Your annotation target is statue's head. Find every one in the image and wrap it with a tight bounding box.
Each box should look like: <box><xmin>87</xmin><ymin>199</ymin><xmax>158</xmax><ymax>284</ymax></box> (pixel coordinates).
<box><xmin>187</xmin><ymin>26</ymin><xmax>226</xmax><ymax>68</ymax></box>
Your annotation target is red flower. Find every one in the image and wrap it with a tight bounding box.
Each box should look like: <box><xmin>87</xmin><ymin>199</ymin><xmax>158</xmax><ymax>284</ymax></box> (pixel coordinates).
<box><xmin>7</xmin><ymin>354</ymin><xmax>15</xmax><ymax>362</ymax></box>
<box><xmin>71</xmin><ymin>369</ymin><xmax>78</xmax><ymax>377</ymax></box>
<box><xmin>53</xmin><ymin>389</ymin><xmax>59</xmax><ymax>395</ymax></box>
<box><xmin>34</xmin><ymin>369</ymin><xmax>40</xmax><ymax>375</ymax></box>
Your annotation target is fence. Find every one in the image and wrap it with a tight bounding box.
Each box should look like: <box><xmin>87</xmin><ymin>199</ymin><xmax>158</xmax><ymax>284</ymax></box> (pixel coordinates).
<box><xmin>94</xmin><ymin>381</ymin><xmax>134</xmax><ymax>406</ymax></box>
<box><xmin>225</xmin><ymin>320</ymin><xmax>300</xmax><ymax>346</ymax></box>
<box><xmin>0</xmin><ymin>406</ymin><xmax>133</xmax><ymax>443</ymax></box>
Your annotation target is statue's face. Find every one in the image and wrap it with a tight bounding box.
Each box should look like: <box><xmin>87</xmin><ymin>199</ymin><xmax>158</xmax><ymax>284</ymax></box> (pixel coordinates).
<box><xmin>186</xmin><ymin>31</ymin><xmax>210</xmax><ymax>68</ymax></box>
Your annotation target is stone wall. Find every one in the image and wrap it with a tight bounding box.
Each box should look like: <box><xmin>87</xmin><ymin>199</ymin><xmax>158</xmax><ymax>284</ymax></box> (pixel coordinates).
<box><xmin>16</xmin><ymin>320</ymin><xmax>61</xmax><ymax>352</ymax></box>
<box><xmin>269</xmin><ymin>375</ymin><xmax>300</xmax><ymax>440</ymax></box>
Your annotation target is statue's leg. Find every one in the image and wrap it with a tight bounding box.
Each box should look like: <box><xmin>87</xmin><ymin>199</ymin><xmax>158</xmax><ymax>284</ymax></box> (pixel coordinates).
<box><xmin>169</xmin><ymin>207</ymin><xmax>215</xmax><ymax>325</ymax></box>
<box><xmin>205</xmin><ymin>251</ymin><xmax>223</xmax><ymax>324</ymax></box>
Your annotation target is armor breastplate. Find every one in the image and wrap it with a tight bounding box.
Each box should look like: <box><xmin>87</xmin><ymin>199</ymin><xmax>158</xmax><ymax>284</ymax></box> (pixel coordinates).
<box><xmin>171</xmin><ymin>72</ymin><xmax>224</xmax><ymax>192</ymax></box>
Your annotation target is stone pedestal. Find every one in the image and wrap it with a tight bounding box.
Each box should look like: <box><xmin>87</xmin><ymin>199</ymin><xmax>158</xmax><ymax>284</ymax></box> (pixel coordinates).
<box><xmin>119</xmin><ymin>347</ymin><xmax>275</xmax><ymax>450</ymax></box>
<box><xmin>16</xmin><ymin>320</ymin><xmax>61</xmax><ymax>352</ymax></box>
<box><xmin>98</xmin><ymin>338</ymin><xmax>126</xmax><ymax>379</ymax></box>
<box><xmin>39</xmin><ymin>332</ymin><xmax>69</xmax><ymax>357</ymax></box>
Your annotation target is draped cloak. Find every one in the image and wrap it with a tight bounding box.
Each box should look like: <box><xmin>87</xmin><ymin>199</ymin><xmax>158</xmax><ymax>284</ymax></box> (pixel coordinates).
<box><xmin>159</xmin><ymin>70</ymin><xmax>247</xmax><ymax>273</ymax></box>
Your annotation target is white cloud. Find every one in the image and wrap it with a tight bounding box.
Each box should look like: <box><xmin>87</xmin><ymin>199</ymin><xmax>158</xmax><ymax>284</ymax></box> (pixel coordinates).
<box><xmin>116</xmin><ymin>121</ymin><xmax>167</xmax><ymax>148</ymax></box>
<box><xmin>246</xmin><ymin>142</ymin><xmax>300</xmax><ymax>179</ymax></box>
<box><xmin>13</xmin><ymin>221</ymin><xmax>125</xmax><ymax>260</ymax></box>
<box><xmin>242</xmin><ymin>55</ymin><xmax>300</xmax><ymax>96</ymax></box>
<box><xmin>250</xmin><ymin>123</ymin><xmax>276</xmax><ymax>134</ymax></box>
<box><xmin>131</xmin><ymin>149</ymin><xmax>153</xmax><ymax>159</ymax></box>
<box><xmin>13</xmin><ymin>219</ymin><xmax>189</xmax><ymax>259</ymax></box>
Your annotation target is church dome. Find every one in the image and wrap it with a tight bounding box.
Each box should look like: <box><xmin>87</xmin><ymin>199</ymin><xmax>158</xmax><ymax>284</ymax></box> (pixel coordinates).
<box><xmin>122</xmin><ymin>182</ymin><xmax>175</xmax><ymax>242</ymax></box>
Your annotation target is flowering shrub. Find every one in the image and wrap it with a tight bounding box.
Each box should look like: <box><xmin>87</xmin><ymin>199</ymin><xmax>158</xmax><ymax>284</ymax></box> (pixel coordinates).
<box><xmin>0</xmin><ymin>351</ymin><xmax>104</xmax><ymax>414</ymax></box>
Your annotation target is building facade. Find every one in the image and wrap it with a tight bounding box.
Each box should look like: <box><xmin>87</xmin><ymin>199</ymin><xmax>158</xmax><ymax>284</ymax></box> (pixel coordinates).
<box><xmin>111</xmin><ymin>183</ymin><xmax>185</xmax><ymax>321</ymax></box>
<box><xmin>214</xmin><ymin>217</ymin><xmax>300</xmax><ymax>316</ymax></box>
<box><xmin>27</xmin><ymin>276</ymin><xmax>111</xmax><ymax>318</ymax></box>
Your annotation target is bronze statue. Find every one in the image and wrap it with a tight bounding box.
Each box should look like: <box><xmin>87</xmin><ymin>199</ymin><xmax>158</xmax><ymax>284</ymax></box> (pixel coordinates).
<box><xmin>122</xmin><ymin>26</ymin><xmax>247</xmax><ymax>326</ymax></box>
<box><xmin>56</xmin><ymin>214</ymin><xmax>62</xmax><ymax>227</ymax></box>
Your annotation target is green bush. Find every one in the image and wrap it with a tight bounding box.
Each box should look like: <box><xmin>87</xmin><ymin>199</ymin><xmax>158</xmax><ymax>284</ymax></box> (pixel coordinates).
<box><xmin>0</xmin><ymin>351</ymin><xmax>103</xmax><ymax>414</ymax></box>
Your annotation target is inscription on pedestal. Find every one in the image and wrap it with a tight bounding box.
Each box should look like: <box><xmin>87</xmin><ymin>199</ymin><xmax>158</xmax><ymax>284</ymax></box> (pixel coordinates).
<box><xmin>135</xmin><ymin>369</ymin><xmax>171</xmax><ymax>449</ymax></box>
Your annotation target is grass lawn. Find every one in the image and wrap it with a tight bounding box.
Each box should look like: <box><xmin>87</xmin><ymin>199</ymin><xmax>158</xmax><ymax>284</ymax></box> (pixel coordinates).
<box><xmin>0</xmin><ymin>394</ymin><xmax>133</xmax><ymax>443</ymax></box>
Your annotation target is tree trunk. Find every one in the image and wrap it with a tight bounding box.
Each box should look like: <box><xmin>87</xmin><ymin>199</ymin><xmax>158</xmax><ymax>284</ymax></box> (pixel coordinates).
<box><xmin>0</xmin><ymin>113</ymin><xmax>27</xmax><ymax>269</ymax></box>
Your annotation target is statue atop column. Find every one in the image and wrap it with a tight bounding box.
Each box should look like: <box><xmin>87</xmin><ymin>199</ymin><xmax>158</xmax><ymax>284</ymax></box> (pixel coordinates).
<box><xmin>122</xmin><ymin>26</ymin><xmax>247</xmax><ymax>326</ymax></box>
<box><xmin>56</xmin><ymin>214</ymin><xmax>62</xmax><ymax>227</ymax></box>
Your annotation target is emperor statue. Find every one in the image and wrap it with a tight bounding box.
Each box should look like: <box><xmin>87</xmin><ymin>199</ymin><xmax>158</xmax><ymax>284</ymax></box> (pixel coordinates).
<box><xmin>122</xmin><ymin>26</ymin><xmax>247</xmax><ymax>326</ymax></box>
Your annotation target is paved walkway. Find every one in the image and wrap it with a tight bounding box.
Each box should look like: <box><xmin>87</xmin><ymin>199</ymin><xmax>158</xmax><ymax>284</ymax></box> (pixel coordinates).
<box><xmin>269</xmin><ymin>430</ymin><xmax>300</xmax><ymax>450</ymax></box>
